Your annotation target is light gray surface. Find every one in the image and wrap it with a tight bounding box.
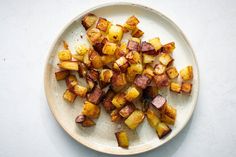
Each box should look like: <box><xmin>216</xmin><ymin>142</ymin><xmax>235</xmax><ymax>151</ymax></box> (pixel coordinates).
<box><xmin>0</xmin><ymin>0</ymin><xmax>236</xmax><ymax>157</ymax></box>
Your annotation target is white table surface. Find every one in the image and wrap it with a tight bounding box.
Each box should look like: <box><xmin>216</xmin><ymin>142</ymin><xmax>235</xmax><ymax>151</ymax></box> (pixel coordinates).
<box><xmin>0</xmin><ymin>0</ymin><xmax>236</xmax><ymax>156</ymax></box>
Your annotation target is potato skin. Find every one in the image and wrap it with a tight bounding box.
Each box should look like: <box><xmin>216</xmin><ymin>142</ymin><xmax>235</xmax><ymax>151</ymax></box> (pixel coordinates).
<box><xmin>55</xmin><ymin>70</ymin><xmax>69</xmax><ymax>81</ymax></box>
<box><xmin>127</xmin><ymin>40</ymin><xmax>140</xmax><ymax>51</ymax></box>
<box><xmin>102</xmin><ymin>89</ymin><xmax>116</xmax><ymax>113</ymax></box>
<box><xmin>124</xmin><ymin>110</ymin><xmax>144</xmax><ymax>130</ymax></box>
<box><xmin>115</xmin><ymin>131</ymin><xmax>129</xmax><ymax>148</ymax></box>
<box><xmin>119</xmin><ymin>104</ymin><xmax>135</xmax><ymax>118</ymax></box>
<box><xmin>141</xmin><ymin>41</ymin><xmax>156</xmax><ymax>55</ymax></box>
<box><xmin>151</xmin><ymin>95</ymin><xmax>166</xmax><ymax>109</ymax></box>
<box><xmin>86</xmin><ymin>86</ymin><xmax>104</xmax><ymax>105</ymax></box>
<box><xmin>111</xmin><ymin>72</ymin><xmax>127</xmax><ymax>92</ymax></box>
<box><xmin>134</xmin><ymin>74</ymin><xmax>151</xmax><ymax>89</ymax></box>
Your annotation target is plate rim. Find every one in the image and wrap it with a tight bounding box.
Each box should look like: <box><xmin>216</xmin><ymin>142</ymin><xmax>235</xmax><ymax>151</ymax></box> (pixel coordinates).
<box><xmin>44</xmin><ymin>2</ymin><xmax>200</xmax><ymax>155</ymax></box>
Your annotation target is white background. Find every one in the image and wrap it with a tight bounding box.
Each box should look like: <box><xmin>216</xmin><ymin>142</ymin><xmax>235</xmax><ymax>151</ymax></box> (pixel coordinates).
<box><xmin>0</xmin><ymin>0</ymin><xmax>236</xmax><ymax>157</ymax></box>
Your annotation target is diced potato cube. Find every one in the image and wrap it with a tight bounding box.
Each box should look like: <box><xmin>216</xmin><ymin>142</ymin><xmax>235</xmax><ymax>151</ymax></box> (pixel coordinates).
<box><xmin>148</xmin><ymin>37</ymin><xmax>162</xmax><ymax>51</ymax></box>
<box><xmin>63</xmin><ymin>89</ymin><xmax>77</xmax><ymax>103</ymax></box>
<box><xmin>131</xmin><ymin>37</ymin><xmax>141</xmax><ymax>44</ymax></box>
<box><xmin>131</xmin><ymin>27</ymin><xmax>144</xmax><ymax>38</ymax></box>
<box><xmin>154</xmin><ymin>64</ymin><xmax>166</xmax><ymax>75</ymax></box>
<box><xmin>112</xmin><ymin>93</ymin><xmax>126</xmax><ymax>108</ymax></box>
<box><xmin>124</xmin><ymin>110</ymin><xmax>144</xmax><ymax>130</ymax></box>
<box><xmin>134</xmin><ymin>74</ymin><xmax>151</xmax><ymax>89</ymax></box>
<box><xmin>72</xmin><ymin>54</ymin><xmax>84</xmax><ymax>61</ymax></box>
<box><xmin>119</xmin><ymin>104</ymin><xmax>135</xmax><ymax>118</ymax></box>
<box><xmin>100</xmin><ymin>69</ymin><xmax>113</xmax><ymax>83</ymax></box>
<box><xmin>151</xmin><ymin>95</ymin><xmax>166</xmax><ymax>109</ymax></box>
<box><xmin>82</xmin><ymin>101</ymin><xmax>100</xmax><ymax>119</ymax></box>
<box><xmin>127</xmin><ymin>40</ymin><xmax>140</xmax><ymax>51</ymax></box>
<box><xmin>180</xmin><ymin>66</ymin><xmax>193</xmax><ymax>81</ymax></box>
<box><xmin>110</xmin><ymin>109</ymin><xmax>122</xmax><ymax>122</ymax></box>
<box><xmin>96</xmin><ymin>17</ymin><xmax>110</xmax><ymax>32</ymax></box>
<box><xmin>170</xmin><ymin>82</ymin><xmax>181</xmax><ymax>93</ymax></box>
<box><xmin>76</xmin><ymin>44</ymin><xmax>88</xmax><ymax>56</ymax></box>
<box><xmin>83</xmin><ymin>52</ymin><xmax>91</xmax><ymax>67</ymax></box>
<box><xmin>73</xmin><ymin>85</ymin><xmax>88</xmax><ymax>97</ymax></box>
<box><xmin>101</xmin><ymin>55</ymin><xmax>116</xmax><ymax>65</ymax></box>
<box><xmin>158</xmin><ymin>53</ymin><xmax>173</xmax><ymax>66</ymax></box>
<box><xmin>146</xmin><ymin>108</ymin><xmax>161</xmax><ymax>128</ymax></box>
<box><xmin>86</xmin><ymin>69</ymin><xmax>99</xmax><ymax>83</ymax></box>
<box><xmin>111</xmin><ymin>73</ymin><xmax>127</xmax><ymax>92</ymax></box>
<box><xmin>113</xmin><ymin>56</ymin><xmax>129</xmax><ymax>72</ymax></box>
<box><xmin>86</xmin><ymin>28</ymin><xmax>103</xmax><ymax>45</ymax></box>
<box><xmin>102</xmin><ymin>89</ymin><xmax>116</xmax><ymax>113</ymax></box>
<box><xmin>143</xmin><ymin>86</ymin><xmax>159</xmax><ymax>100</ymax></box>
<box><xmin>161</xmin><ymin>42</ymin><xmax>175</xmax><ymax>53</ymax></box>
<box><xmin>75</xmin><ymin>115</ymin><xmax>95</xmax><ymax>127</ymax></box>
<box><xmin>165</xmin><ymin>103</ymin><xmax>176</xmax><ymax>120</ymax></box>
<box><xmin>181</xmin><ymin>82</ymin><xmax>192</xmax><ymax>94</ymax></box>
<box><xmin>78</xmin><ymin>62</ymin><xmax>87</xmax><ymax>78</ymax></box>
<box><xmin>93</xmin><ymin>38</ymin><xmax>108</xmax><ymax>54</ymax></box>
<box><xmin>86</xmin><ymin>86</ymin><xmax>104</xmax><ymax>105</ymax></box>
<box><xmin>161</xmin><ymin>114</ymin><xmax>175</xmax><ymax>125</ymax></box>
<box><xmin>58</xmin><ymin>50</ymin><xmax>72</xmax><ymax>61</ymax></box>
<box><xmin>153</xmin><ymin>73</ymin><xmax>169</xmax><ymax>87</ymax></box>
<box><xmin>66</xmin><ymin>75</ymin><xmax>78</xmax><ymax>89</ymax></box>
<box><xmin>102</xmin><ymin>42</ymin><xmax>117</xmax><ymax>55</ymax></box>
<box><xmin>115</xmin><ymin>131</ymin><xmax>129</xmax><ymax>148</ymax></box>
<box><xmin>156</xmin><ymin>122</ymin><xmax>171</xmax><ymax>139</ymax></box>
<box><xmin>141</xmin><ymin>41</ymin><xmax>156</xmax><ymax>55</ymax></box>
<box><xmin>119</xmin><ymin>42</ymin><xmax>129</xmax><ymax>54</ymax></box>
<box><xmin>58</xmin><ymin>61</ymin><xmax>79</xmax><ymax>71</ymax></box>
<box><xmin>143</xmin><ymin>54</ymin><xmax>155</xmax><ymax>64</ymax></box>
<box><xmin>125</xmin><ymin>87</ymin><xmax>140</xmax><ymax>102</ymax></box>
<box><xmin>124</xmin><ymin>16</ymin><xmax>139</xmax><ymax>30</ymax></box>
<box><xmin>55</xmin><ymin>70</ymin><xmax>69</xmax><ymax>81</ymax></box>
<box><xmin>166</xmin><ymin>67</ymin><xmax>179</xmax><ymax>79</ymax></box>
<box><xmin>126</xmin><ymin>63</ymin><xmax>143</xmax><ymax>82</ymax></box>
<box><xmin>142</xmin><ymin>65</ymin><xmax>154</xmax><ymax>79</ymax></box>
<box><xmin>107</xmin><ymin>25</ymin><xmax>123</xmax><ymax>43</ymax></box>
<box><xmin>81</xmin><ymin>13</ymin><xmax>97</xmax><ymax>30</ymax></box>
<box><xmin>89</xmin><ymin>50</ymin><xmax>103</xmax><ymax>69</ymax></box>
<box><xmin>126</xmin><ymin>51</ymin><xmax>142</xmax><ymax>64</ymax></box>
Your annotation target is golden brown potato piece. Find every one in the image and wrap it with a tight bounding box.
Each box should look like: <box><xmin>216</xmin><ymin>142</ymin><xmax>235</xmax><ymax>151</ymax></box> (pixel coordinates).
<box><xmin>86</xmin><ymin>78</ymin><xmax>95</xmax><ymax>91</ymax></box>
<box><xmin>127</xmin><ymin>40</ymin><xmax>140</xmax><ymax>51</ymax></box>
<box><xmin>151</xmin><ymin>95</ymin><xmax>166</xmax><ymax>109</ymax></box>
<box><xmin>158</xmin><ymin>53</ymin><xmax>173</xmax><ymax>66</ymax></box>
<box><xmin>124</xmin><ymin>110</ymin><xmax>144</xmax><ymax>130</ymax></box>
<box><xmin>102</xmin><ymin>42</ymin><xmax>117</xmax><ymax>55</ymax></box>
<box><xmin>113</xmin><ymin>56</ymin><xmax>129</xmax><ymax>72</ymax></box>
<box><xmin>142</xmin><ymin>64</ymin><xmax>154</xmax><ymax>79</ymax></box>
<box><xmin>89</xmin><ymin>50</ymin><xmax>103</xmax><ymax>69</ymax></box>
<box><xmin>126</xmin><ymin>51</ymin><xmax>142</xmax><ymax>64</ymax></box>
<box><xmin>170</xmin><ymin>82</ymin><xmax>181</xmax><ymax>93</ymax></box>
<box><xmin>73</xmin><ymin>85</ymin><xmax>88</xmax><ymax>97</ymax></box>
<box><xmin>143</xmin><ymin>54</ymin><xmax>155</xmax><ymax>64</ymax></box>
<box><xmin>161</xmin><ymin>114</ymin><xmax>175</xmax><ymax>125</ymax></box>
<box><xmin>111</xmin><ymin>72</ymin><xmax>127</xmax><ymax>92</ymax></box>
<box><xmin>131</xmin><ymin>37</ymin><xmax>141</xmax><ymax>44</ymax></box>
<box><xmin>66</xmin><ymin>75</ymin><xmax>78</xmax><ymax>89</ymax></box>
<box><xmin>159</xmin><ymin>42</ymin><xmax>175</xmax><ymax>53</ymax></box>
<box><xmin>115</xmin><ymin>131</ymin><xmax>129</xmax><ymax>148</ymax></box>
<box><xmin>124</xmin><ymin>15</ymin><xmax>139</xmax><ymax>30</ymax></box>
<box><xmin>164</xmin><ymin>103</ymin><xmax>176</xmax><ymax>120</ymax></box>
<box><xmin>107</xmin><ymin>25</ymin><xmax>123</xmax><ymax>43</ymax></box>
<box><xmin>58</xmin><ymin>61</ymin><xmax>79</xmax><ymax>71</ymax></box>
<box><xmin>86</xmin><ymin>69</ymin><xmax>99</xmax><ymax>82</ymax></box>
<box><xmin>166</xmin><ymin>67</ymin><xmax>179</xmax><ymax>79</ymax></box>
<box><xmin>119</xmin><ymin>104</ymin><xmax>135</xmax><ymax>118</ymax></box>
<box><xmin>134</xmin><ymin>74</ymin><xmax>151</xmax><ymax>89</ymax></box>
<box><xmin>153</xmin><ymin>73</ymin><xmax>169</xmax><ymax>88</ymax></box>
<box><xmin>58</xmin><ymin>50</ymin><xmax>72</xmax><ymax>61</ymax></box>
<box><xmin>75</xmin><ymin>115</ymin><xmax>95</xmax><ymax>127</ymax></box>
<box><xmin>112</xmin><ymin>92</ymin><xmax>126</xmax><ymax>108</ymax></box>
<box><xmin>96</xmin><ymin>17</ymin><xmax>110</xmax><ymax>32</ymax></box>
<box><xmin>76</xmin><ymin>44</ymin><xmax>88</xmax><ymax>56</ymax></box>
<box><xmin>93</xmin><ymin>38</ymin><xmax>108</xmax><ymax>55</ymax></box>
<box><xmin>100</xmin><ymin>69</ymin><xmax>113</xmax><ymax>83</ymax></box>
<box><xmin>180</xmin><ymin>66</ymin><xmax>193</xmax><ymax>81</ymax></box>
<box><xmin>86</xmin><ymin>28</ymin><xmax>103</xmax><ymax>45</ymax></box>
<box><xmin>63</xmin><ymin>89</ymin><xmax>77</xmax><ymax>103</ymax></box>
<box><xmin>55</xmin><ymin>70</ymin><xmax>69</xmax><ymax>81</ymax></box>
<box><xmin>154</xmin><ymin>64</ymin><xmax>166</xmax><ymax>75</ymax></box>
<box><xmin>146</xmin><ymin>107</ymin><xmax>161</xmax><ymax>128</ymax></box>
<box><xmin>82</xmin><ymin>101</ymin><xmax>100</xmax><ymax>119</ymax></box>
<box><xmin>156</xmin><ymin>122</ymin><xmax>171</xmax><ymax>139</ymax></box>
<box><xmin>78</xmin><ymin>62</ymin><xmax>87</xmax><ymax>78</ymax></box>
<box><xmin>101</xmin><ymin>55</ymin><xmax>116</xmax><ymax>65</ymax></box>
<box><xmin>102</xmin><ymin>89</ymin><xmax>116</xmax><ymax>113</ymax></box>
<box><xmin>110</xmin><ymin>109</ymin><xmax>122</xmax><ymax>122</ymax></box>
<box><xmin>86</xmin><ymin>86</ymin><xmax>104</xmax><ymax>105</ymax></box>
<box><xmin>83</xmin><ymin>52</ymin><xmax>91</xmax><ymax>67</ymax></box>
<box><xmin>131</xmin><ymin>27</ymin><xmax>144</xmax><ymax>38</ymax></box>
<box><xmin>81</xmin><ymin>13</ymin><xmax>97</xmax><ymax>30</ymax></box>
<box><xmin>141</xmin><ymin>41</ymin><xmax>156</xmax><ymax>55</ymax></box>
<box><xmin>114</xmin><ymin>43</ymin><xmax>128</xmax><ymax>59</ymax></box>
<box><xmin>181</xmin><ymin>82</ymin><xmax>192</xmax><ymax>94</ymax></box>
<box><xmin>125</xmin><ymin>86</ymin><xmax>140</xmax><ymax>102</ymax></box>
<box><xmin>143</xmin><ymin>86</ymin><xmax>159</xmax><ymax>100</ymax></box>
<box><xmin>149</xmin><ymin>37</ymin><xmax>162</xmax><ymax>51</ymax></box>
<box><xmin>72</xmin><ymin>54</ymin><xmax>84</xmax><ymax>61</ymax></box>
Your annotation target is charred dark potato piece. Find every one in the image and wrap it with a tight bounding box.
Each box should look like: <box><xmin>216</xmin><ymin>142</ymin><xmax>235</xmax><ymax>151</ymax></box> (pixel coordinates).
<box><xmin>93</xmin><ymin>38</ymin><xmax>107</xmax><ymax>55</ymax></box>
<box><xmin>134</xmin><ymin>74</ymin><xmax>151</xmax><ymax>89</ymax></box>
<box><xmin>66</xmin><ymin>75</ymin><xmax>78</xmax><ymax>89</ymax></box>
<box><xmin>141</xmin><ymin>41</ymin><xmax>156</xmax><ymax>55</ymax></box>
<box><xmin>151</xmin><ymin>95</ymin><xmax>166</xmax><ymax>109</ymax></box>
<box><xmin>153</xmin><ymin>73</ymin><xmax>169</xmax><ymax>88</ymax></box>
<box><xmin>127</xmin><ymin>40</ymin><xmax>140</xmax><ymax>51</ymax></box>
<box><xmin>102</xmin><ymin>89</ymin><xmax>116</xmax><ymax>113</ymax></box>
<box><xmin>75</xmin><ymin>115</ymin><xmax>95</xmax><ymax>127</ymax></box>
<box><xmin>86</xmin><ymin>69</ymin><xmax>99</xmax><ymax>82</ymax></box>
<box><xmin>119</xmin><ymin>104</ymin><xmax>135</xmax><ymax>118</ymax></box>
<box><xmin>143</xmin><ymin>86</ymin><xmax>159</xmax><ymax>100</ymax></box>
<box><xmin>87</xmin><ymin>86</ymin><xmax>104</xmax><ymax>105</ymax></box>
<box><xmin>81</xmin><ymin>13</ymin><xmax>97</xmax><ymax>30</ymax></box>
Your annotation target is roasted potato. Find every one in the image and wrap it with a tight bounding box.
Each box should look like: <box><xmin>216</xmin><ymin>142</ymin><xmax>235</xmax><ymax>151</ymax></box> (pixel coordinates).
<box><xmin>115</xmin><ymin>131</ymin><xmax>129</xmax><ymax>148</ymax></box>
<box><xmin>72</xmin><ymin>54</ymin><xmax>84</xmax><ymax>61</ymax></box>
<box><xmin>86</xmin><ymin>86</ymin><xmax>104</xmax><ymax>105</ymax></box>
<box><xmin>146</xmin><ymin>107</ymin><xmax>161</xmax><ymax>128</ymax></box>
<box><xmin>166</xmin><ymin>67</ymin><xmax>179</xmax><ymax>79</ymax></box>
<box><xmin>161</xmin><ymin>114</ymin><xmax>175</xmax><ymax>125</ymax></box>
<box><xmin>148</xmin><ymin>37</ymin><xmax>162</xmax><ymax>51</ymax></box>
<box><xmin>111</xmin><ymin>72</ymin><xmax>127</xmax><ymax>92</ymax></box>
<box><xmin>86</xmin><ymin>69</ymin><xmax>99</xmax><ymax>81</ymax></box>
<box><xmin>153</xmin><ymin>73</ymin><xmax>169</xmax><ymax>88</ymax></box>
<box><xmin>110</xmin><ymin>109</ymin><xmax>122</xmax><ymax>122</ymax></box>
<box><xmin>63</xmin><ymin>89</ymin><xmax>77</xmax><ymax>103</ymax></box>
<box><xmin>86</xmin><ymin>28</ymin><xmax>103</xmax><ymax>45</ymax></box>
<box><xmin>142</xmin><ymin>64</ymin><xmax>154</xmax><ymax>79</ymax></box>
<box><xmin>141</xmin><ymin>41</ymin><xmax>156</xmax><ymax>55</ymax></box>
<box><xmin>154</xmin><ymin>64</ymin><xmax>166</xmax><ymax>75</ymax></box>
<box><xmin>76</xmin><ymin>44</ymin><xmax>88</xmax><ymax>56</ymax></box>
<box><xmin>81</xmin><ymin>13</ymin><xmax>97</xmax><ymax>30</ymax></box>
<box><xmin>131</xmin><ymin>27</ymin><xmax>144</xmax><ymax>38</ymax></box>
<box><xmin>112</xmin><ymin>92</ymin><xmax>126</xmax><ymax>108</ymax></box>
<box><xmin>89</xmin><ymin>50</ymin><xmax>103</xmax><ymax>69</ymax></box>
<box><xmin>126</xmin><ymin>51</ymin><xmax>142</xmax><ymax>64</ymax></box>
<box><xmin>160</xmin><ymin>42</ymin><xmax>175</xmax><ymax>53</ymax></box>
<box><xmin>82</xmin><ymin>101</ymin><xmax>100</xmax><ymax>119</ymax></box>
<box><xmin>96</xmin><ymin>17</ymin><xmax>111</xmax><ymax>32</ymax></box>
<box><xmin>156</xmin><ymin>122</ymin><xmax>171</xmax><ymax>139</ymax></box>
<box><xmin>125</xmin><ymin>86</ymin><xmax>140</xmax><ymax>102</ymax></box>
<box><xmin>58</xmin><ymin>61</ymin><xmax>79</xmax><ymax>71</ymax></box>
<box><xmin>100</xmin><ymin>69</ymin><xmax>113</xmax><ymax>83</ymax></box>
<box><xmin>78</xmin><ymin>62</ymin><xmax>87</xmax><ymax>78</ymax></box>
<box><xmin>73</xmin><ymin>85</ymin><xmax>88</xmax><ymax>97</ymax></box>
<box><xmin>119</xmin><ymin>104</ymin><xmax>135</xmax><ymax>118</ymax></box>
<box><xmin>102</xmin><ymin>89</ymin><xmax>116</xmax><ymax>113</ymax></box>
<box><xmin>181</xmin><ymin>82</ymin><xmax>192</xmax><ymax>94</ymax></box>
<box><xmin>126</xmin><ymin>63</ymin><xmax>143</xmax><ymax>82</ymax></box>
<box><xmin>58</xmin><ymin>50</ymin><xmax>72</xmax><ymax>61</ymax></box>
<box><xmin>124</xmin><ymin>110</ymin><xmax>144</xmax><ymax>130</ymax></box>
<box><xmin>158</xmin><ymin>53</ymin><xmax>173</xmax><ymax>66</ymax></box>
<box><xmin>113</xmin><ymin>56</ymin><xmax>129</xmax><ymax>72</ymax></box>
<box><xmin>170</xmin><ymin>82</ymin><xmax>181</xmax><ymax>93</ymax></box>
<box><xmin>75</xmin><ymin>115</ymin><xmax>95</xmax><ymax>127</ymax></box>
<box><xmin>83</xmin><ymin>52</ymin><xmax>91</xmax><ymax>67</ymax></box>
<box><xmin>164</xmin><ymin>103</ymin><xmax>176</xmax><ymax>120</ymax></box>
<box><xmin>124</xmin><ymin>15</ymin><xmax>139</xmax><ymax>30</ymax></box>
<box><xmin>151</xmin><ymin>95</ymin><xmax>166</xmax><ymax>109</ymax></box>
<box><xmin>101</xmin><ymin>55</ymin><xmax>116</xmax><ymax>65</ymax></box>
<box><xmin>143</xmin><ymin>54</ymin><xmax>155</xmax><ymax>64</ymax></box>
<box><xmin>55</xmin><ymin>70</ymin><xmax>69</xmax><ymax>81</ymax></box>
<box><xmin>93</xmin><ymin>38</ymin><xmax>108</xmax><ymax>55</ymax></box>
<box><xmin>102</xmin><ymin>42</ymin><xmax>117</xmax><ymax>55</ymax></box>
<box><xmin>107</xmin><ymin>25</ymin><xmax>123</xmax><ymax>43</ymax></box>
<box><xmin>127</xmin><ymin>40</ymin><xmax>140</xmax><ymax>51</ymax></box>
<box><xmin>131</xmin><ymin>37</ymin><xmax>141</xmax><ymax>44</ymax></box>
<box><xmin>66</xmin><ymin>75</ymin><xmax>78</xmax><ymax>89</ymax></box>
<box><xmin>143</xmin><ymin>86</ymin><xmax>159</xmax><ymax>100</ymax></box>
<box><xmin>180</xmin><ymin>66</ymin><xmax>193</xmax><ymax>81</ymax></box>
<box><xmin>134</xmin><ymin>74</ymin><xmax>151</xmax><ymax>89</ymax></box>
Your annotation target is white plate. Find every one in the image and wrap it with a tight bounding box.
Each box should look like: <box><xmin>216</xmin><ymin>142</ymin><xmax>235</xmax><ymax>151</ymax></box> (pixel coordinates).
<box><xmin>44</xmin><ymin>2</ymin><xmax>199</xmax><ymax>155</ymax></box>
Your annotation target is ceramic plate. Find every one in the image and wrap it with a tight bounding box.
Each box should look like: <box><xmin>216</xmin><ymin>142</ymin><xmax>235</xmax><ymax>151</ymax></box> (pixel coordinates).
<box><xmin>44</xmin><ymin>2</ymin><xmax>199</xmax><ymax>155</ymax></box>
